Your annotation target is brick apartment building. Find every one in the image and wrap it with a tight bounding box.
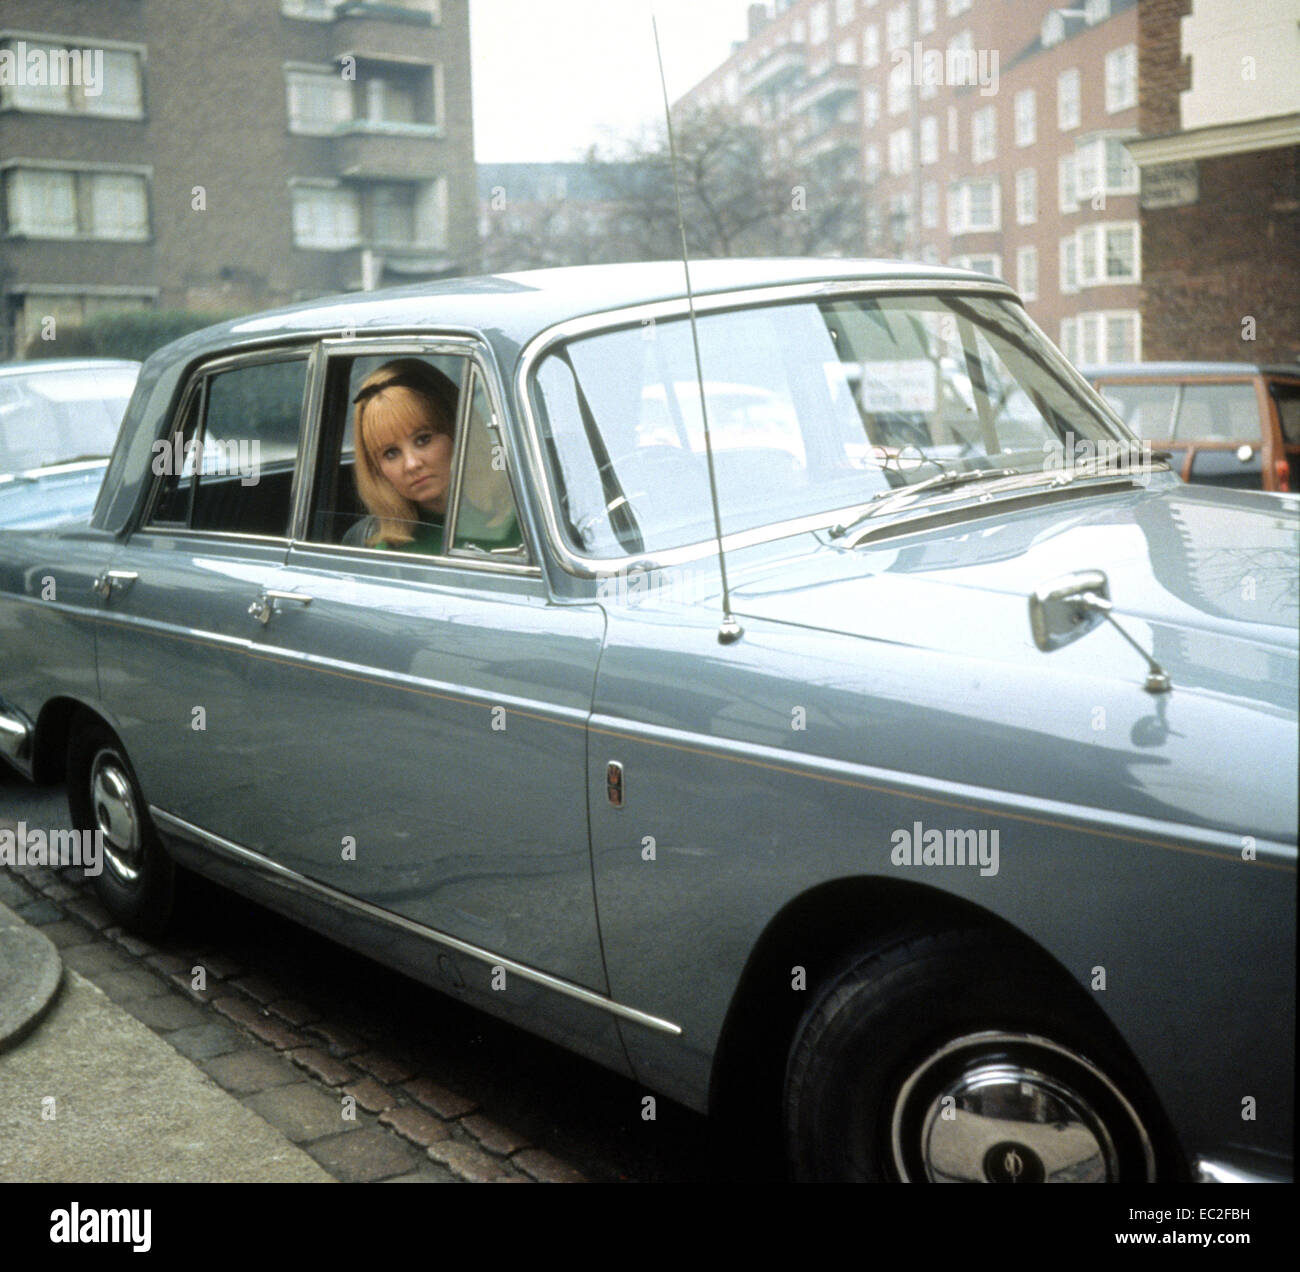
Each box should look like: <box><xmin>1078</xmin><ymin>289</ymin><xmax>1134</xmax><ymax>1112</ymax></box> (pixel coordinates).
<box><xmin>0</xmin><ymin>0</ymin><xmax>477</xmax><ymax>359</ymax></box>
<box><xmin>1127</xmin><ymin>0</ymin><xmax>1300</xmax><ymax>363</ymax></box>
<box><xmin>678</xmin><ymin>0</ymin><xmax>1166</xmax><ymax>364</ymax></box>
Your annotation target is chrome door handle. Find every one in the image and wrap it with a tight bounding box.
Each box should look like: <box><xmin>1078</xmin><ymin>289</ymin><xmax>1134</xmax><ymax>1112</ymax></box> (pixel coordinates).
<box><xmin>248</xmin><ymin>589</ymin><xmax>313</xmax><ymax>626</ymax></box>
<box><xmin>93</xmin><ymin>570</ymin><xmax>138</xmax><ymax>600</ymax></box>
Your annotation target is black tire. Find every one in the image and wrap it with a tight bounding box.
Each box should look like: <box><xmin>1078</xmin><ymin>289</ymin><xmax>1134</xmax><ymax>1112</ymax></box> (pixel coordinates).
<box><xmin>67</xmin><ymin>720</ymin><xmax>176</xmax><ymax>937</ymax></box>
<box><xmin>784</xmin><ymin>927</ymin><xmax>1160</xmax><ymax>1182</ymax></box>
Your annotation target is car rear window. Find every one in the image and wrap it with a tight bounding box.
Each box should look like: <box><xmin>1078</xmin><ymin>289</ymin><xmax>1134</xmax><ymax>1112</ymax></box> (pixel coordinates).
<box><xmin>1173</xmin><ymin>383</ymin><xmax>1259</xmax><ymax>442</ymax></box>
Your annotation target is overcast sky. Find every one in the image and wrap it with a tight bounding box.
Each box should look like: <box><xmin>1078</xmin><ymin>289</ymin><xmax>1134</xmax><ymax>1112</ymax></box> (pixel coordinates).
<box><xmin>469</xmin><ymin>0</ymin><xmax>757</xmax><ymax>163</ymax></box>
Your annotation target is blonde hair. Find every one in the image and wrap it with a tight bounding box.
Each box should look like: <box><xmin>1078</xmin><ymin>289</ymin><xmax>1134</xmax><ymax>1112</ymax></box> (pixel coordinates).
<box><xmin>353</xmin><ymin>360</ymin><xmax>458</xmax><ymax>546</ymax></box>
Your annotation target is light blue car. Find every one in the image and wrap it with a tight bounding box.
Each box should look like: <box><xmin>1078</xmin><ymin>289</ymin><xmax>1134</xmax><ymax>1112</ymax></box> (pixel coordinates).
<box><xmin>0</xmin><ymin>262</ymin><xmax>1293</xmax><ymax>1183</ymax></box>
<box><xmin>0</xmin><ymin>359</ymin><xmax>141</xmax><ymax>528</ymax></box>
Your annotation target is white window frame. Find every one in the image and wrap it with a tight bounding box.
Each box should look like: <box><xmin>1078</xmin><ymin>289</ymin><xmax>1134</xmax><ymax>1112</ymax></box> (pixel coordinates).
<box><xmin>290</xmin><ymin>179</ymin><xmax>361</xmax><ymax>250</ymax></box>
<box><xmin>953</xmin><ymin>253</ymin><xmax>1002</xmax><ymax>278</ymax></box>
<box><xmin>1060</xmin><ymin>236</ymin><xmax>1079</xmax><ymax>295</ymax></box>
<box><xmin>1075</xmin><ymin>221</ymin><xmax>1140</xmax><ymax>287</ymax></box>
<box><xmin>1058</xmin><ymin>153</ymin><xmax>1078</xmax><ymax>213</ymax></box>
<box><xmin>1016</xmin><ymin>246</ymin><xmax>1039</xmax><ymax>301</ymax></box>
<box><xmin>863</xmin><ymin>86</ymin><xmax>880</xmax><ymax>127</ymax></box>
<box><xmin>888</xmin><ymin>127</ymin><xmax>912</xmax><ymax>175</ymax></box>
<box><xmin>863</xmin><ymin>24</ymin><xmax>880</xmax><ymax>67</ymax></box>
<box><xmin>1085</xmin><ymin>0</ymin><xmax>1111</xmax><ymax>24</ymax></box>
<box><xmin>1015</xmin><ymin>167</ymin><xmax>1037</xmax><ymax>225</ymax></box>
<box><xmin>1014</xmin><ymin>89</ymin><xmax>1036</xmax><ymax>148</ymax></box>
<box><xmin>285</xmin><ymin>64</ymin><xmax>352</xmax><ymax>135</ymax></box>
<box><xmin>1105</xmin><ymin>44</ymin><xmax>1137</xmax><ymax>113</ymax></box>
<box><xmin>949</xmin><ymin>178</ymin><xmax>1001</xmax><ymax>233</ymax></box>
<box><xmin>971</xmin><ymin>106</ymin><xmax>996</xmax><ymax>163</ymax></box>
<box><xmin>1070</xmin><ymin>311</ymin><xmax>1141</xmax><ymax>364</ymax></box>
<box><xmin>887</xmin><ymin>61</ymin><xmax>910</xmax><ymax>116</ymax></box>
<box><xmin>918</xmin><ymin>0</ymin><xmax>937</xmax><ymax>35</ymax></box>
<box><xmin>920</xmin><ymin>115</ymin><xmax>939</xmax><ymax>165</ymax></box>
<box><xmin>886</xmin><ymin>3</ymin><xmax>909</xmax><ymax>50</ymax></box>
<box><xmin>0</xmin><ymin>34</ymin><xmax>146</xmax><ymax>120</ymax></box>
<box><xmin>810</xmin><ymin>1</ymin><xmax>831</xmax><ymax>44</ymax></box>
<box><xmin>2</xmin><ymin>159</ymin><xmax>150</xmax><ymax>241</ymax></box>
<box><xmin>1057</xmin><ymin>67</ymin><xmax>1081</xmax><ymax>131</ymax></box>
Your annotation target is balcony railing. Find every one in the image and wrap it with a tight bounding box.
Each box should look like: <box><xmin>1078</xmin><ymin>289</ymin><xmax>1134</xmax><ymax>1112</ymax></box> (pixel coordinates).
<box><xmin>744</xmin><ymin>43</ymin><xmax>807</xmax><ymax>94</ymax></box>
<box><xmin>789</xmin><ymin>64</ymin><xmax>859</xmax><ymax>117</ymax></box>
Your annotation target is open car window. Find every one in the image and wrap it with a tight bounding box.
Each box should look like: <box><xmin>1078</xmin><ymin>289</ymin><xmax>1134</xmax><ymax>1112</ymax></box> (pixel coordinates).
<box><xmin>306</xmin><ymin>352</ymin><xmax>526</xmax><ymax>564</ymax></box>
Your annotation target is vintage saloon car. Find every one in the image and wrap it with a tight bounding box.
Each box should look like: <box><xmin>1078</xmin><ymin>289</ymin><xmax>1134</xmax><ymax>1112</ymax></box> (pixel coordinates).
<box><xmin>0</xmin><ymin>260</ymin><xmax>1294</xmax><ymax>1183</ymax></box>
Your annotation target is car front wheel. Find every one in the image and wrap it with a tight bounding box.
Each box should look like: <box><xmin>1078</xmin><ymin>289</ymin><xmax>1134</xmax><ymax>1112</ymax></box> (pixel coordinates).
<box><xmin>784</xmin><ymin>928</ymin><xmax>1159</xmax><ymax>1182</ymax></box>
<box><xmin>67</xmin><ymin>721</ymin><xmax>176</xmax><ymax>936</ymax></box>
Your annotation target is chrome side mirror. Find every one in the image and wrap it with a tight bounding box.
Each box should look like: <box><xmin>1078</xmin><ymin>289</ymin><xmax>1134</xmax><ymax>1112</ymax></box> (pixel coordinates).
<box><xmin>1029</xmin><ymin>569</ymin><xmax>1171</xmax><ymax>693</ymax></box>
<box><xmin>1029</xmin><ymin>569</ymin><xmax>1110</xmax><ymax>652</ymax></box>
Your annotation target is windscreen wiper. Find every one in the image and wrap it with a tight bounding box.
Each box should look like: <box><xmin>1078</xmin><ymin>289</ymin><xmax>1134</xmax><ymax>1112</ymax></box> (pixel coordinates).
<box><xmin>829</xmin><ymin>464</ymin><xmax>1023</xmax><ymax>539</ymax></box>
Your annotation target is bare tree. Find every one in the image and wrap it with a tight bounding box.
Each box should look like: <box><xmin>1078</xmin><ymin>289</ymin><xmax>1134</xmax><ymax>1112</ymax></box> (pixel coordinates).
<box><xmin>587</xmin><ymin>105</ymin><xmax>873</xmax><ymax>261</ymax></box>
<box><xmin>477</xmin><ymin>107</ymin><xmax>877</xmax><ymax>273</ymax></box>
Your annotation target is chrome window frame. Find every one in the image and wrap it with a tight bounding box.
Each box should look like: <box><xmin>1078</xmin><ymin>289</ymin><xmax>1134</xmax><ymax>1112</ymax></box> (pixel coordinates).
<box><xmin>515</xmin><ymin>277</ymin><xmax>1126</xmax><ymax>579</ymax></box>
<box><xmin>137</xmin><ymin>343</ymin><xmax>318</xmax><ymax>547</ymax></box>
<box><xmin>290</xmin><ymin>334</ymin><xmax>540</xmax><ymax>579</ymax></box>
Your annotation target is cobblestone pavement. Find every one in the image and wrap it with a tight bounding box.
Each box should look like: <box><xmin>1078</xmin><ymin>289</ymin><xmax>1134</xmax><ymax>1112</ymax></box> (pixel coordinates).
<box><xmin>0</xmin><ymin>790</ymin><xmax>741</xmax><ymax>1183</ymax></box>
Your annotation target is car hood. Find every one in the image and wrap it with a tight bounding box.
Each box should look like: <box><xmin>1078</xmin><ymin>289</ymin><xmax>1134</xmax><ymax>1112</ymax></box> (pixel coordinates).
<box><xmin>728</xmin><ymin>482</ymin><xmax>1299</xmax><ymax>712</ymax></box>
<box><xmin>0</xmin><ymin>464</ymin><xmax>107</xmax><ymax>529</ymax></box>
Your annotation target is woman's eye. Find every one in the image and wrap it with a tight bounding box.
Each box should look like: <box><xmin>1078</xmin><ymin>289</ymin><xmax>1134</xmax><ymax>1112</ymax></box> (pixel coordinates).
<box><xmin>415</xmin><ymin>432</ymin><xmax>434</xmax><ymax>446</ymax></box>
<box><xmin>382</xmin><ymin>448</ymin><xmax>399</xmax><ymax>462</ymax></box>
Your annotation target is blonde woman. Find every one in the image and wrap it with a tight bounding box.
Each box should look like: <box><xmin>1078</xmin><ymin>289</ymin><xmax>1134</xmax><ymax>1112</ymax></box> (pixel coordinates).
<box><xmin>349</xmin><ymin>359</ymin><xmax>520</xmax><ymax>554</ymax></box>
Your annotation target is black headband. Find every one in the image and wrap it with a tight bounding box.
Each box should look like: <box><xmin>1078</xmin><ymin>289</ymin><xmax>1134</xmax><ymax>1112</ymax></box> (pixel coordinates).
<box><xmin>352</xmin><ymin>373</ymin><xmax>444</xmax><ymax>407</ymax></box>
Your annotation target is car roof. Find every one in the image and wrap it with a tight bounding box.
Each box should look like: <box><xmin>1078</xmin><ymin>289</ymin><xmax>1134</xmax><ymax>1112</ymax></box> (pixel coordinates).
<box><xmin>1081</xmin><ymin>361</ymin><xmax>1300</xmax><ymax>379</ymax></box>
<box><xmin>0</xmin><ymin>358</ymin><xmax>141</xmax><ymax>378</ymax></box>
<box><xmin>164</xmin><ymin>259</ymin><xmax>1014</xmax><ymax>363</ymax></box>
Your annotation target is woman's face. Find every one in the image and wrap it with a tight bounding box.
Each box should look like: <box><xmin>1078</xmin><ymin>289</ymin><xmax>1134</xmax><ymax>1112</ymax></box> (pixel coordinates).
<box><xmin>376</xmin><ymin>416</ymin><xmax>454</xmax><ymax>513</ymax></box>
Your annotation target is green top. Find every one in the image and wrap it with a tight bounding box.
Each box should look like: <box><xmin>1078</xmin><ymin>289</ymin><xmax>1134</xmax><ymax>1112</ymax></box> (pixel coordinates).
<box><xmin>373</xmin><ymin>503</ymin><xmax>523</xmax><ymax>556</ymax></box>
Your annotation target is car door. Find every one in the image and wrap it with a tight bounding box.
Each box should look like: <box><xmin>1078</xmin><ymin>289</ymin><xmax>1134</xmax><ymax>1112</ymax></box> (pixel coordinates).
<box><xmin>96</xmin><ymin>348</ymin><xmax>312</xmax><ymax>851</ymax></box>
<box><xmin>244</xmin><ymin>339</ymin><xmax>611</xmax><ymax>1000</ymax></box>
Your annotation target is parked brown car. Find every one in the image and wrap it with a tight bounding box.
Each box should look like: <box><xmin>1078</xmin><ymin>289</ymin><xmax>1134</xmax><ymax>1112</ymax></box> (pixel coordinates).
<box><xmin>1083</xmin><ymin>363</ymin><xmax>1300</xmax><ymax>493</ymax></box>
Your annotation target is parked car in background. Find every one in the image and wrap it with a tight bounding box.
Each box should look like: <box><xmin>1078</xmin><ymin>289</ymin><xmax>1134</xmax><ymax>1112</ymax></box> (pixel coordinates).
<box><xmin>1082</xmin><ymin>362</ymin><xmax>1300</xmax><ymax>494</ymax></box>
<box><xmin>0</xmin><ymin>261</ymin><xmax>1293</xmax><ymax>1183</ymax></box>
<box><xmin>0</xmin><ymin>359</ymin><xmax>141</xmax><ymax>528</ymax></box>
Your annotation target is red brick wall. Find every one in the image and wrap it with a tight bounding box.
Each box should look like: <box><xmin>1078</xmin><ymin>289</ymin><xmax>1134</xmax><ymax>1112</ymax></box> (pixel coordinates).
<box><xmin>1140</xmin><ymin>145</ymin><xmax>1300</xmax><ymax>362</ymax></box>
<box><xmin>1138</xmin><ymin>0</ymin><xmax>1191</xmax><ymax>135</ymax></box>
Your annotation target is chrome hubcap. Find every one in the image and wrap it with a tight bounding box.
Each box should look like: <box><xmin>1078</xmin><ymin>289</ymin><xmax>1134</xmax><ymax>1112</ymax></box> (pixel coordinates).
<box><xmin>890</xmin><ymin>1031</ymin><xmax>1155</xmax><ymax>1182</ymax></box>
<box><xmin>91</xmin><ymin>751</ymin><xmax>142</xmax><ymax>884</ymax></box>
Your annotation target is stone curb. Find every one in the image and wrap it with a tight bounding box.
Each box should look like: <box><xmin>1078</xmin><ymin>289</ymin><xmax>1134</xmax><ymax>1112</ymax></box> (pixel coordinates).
<box><xmin>0</xmin><ymin>900</ymin><xmax>65</xmax><ymax>1053</ymax></box>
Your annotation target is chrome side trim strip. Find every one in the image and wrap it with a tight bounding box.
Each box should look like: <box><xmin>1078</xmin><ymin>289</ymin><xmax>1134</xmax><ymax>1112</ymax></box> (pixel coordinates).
<box><xmin>150</xmin><ymin>806</ymin><xmax>683</xmax><ymax>1037</ymax></box>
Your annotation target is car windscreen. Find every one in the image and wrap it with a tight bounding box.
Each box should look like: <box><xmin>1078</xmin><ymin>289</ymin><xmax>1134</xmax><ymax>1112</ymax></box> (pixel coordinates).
<box><xmin>0</xmin><ymin>367</ymin><xmax>138</xmax><ymax>473</ymax></box>
<box><xmin>531</xmin><ymin>293</ymin><xmax>1127</xmax><ymax>558</ymax></box>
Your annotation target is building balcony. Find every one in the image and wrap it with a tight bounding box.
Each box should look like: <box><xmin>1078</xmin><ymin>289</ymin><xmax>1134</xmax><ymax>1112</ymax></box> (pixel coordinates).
<box><xmin>800</xmin><ymin>119</ymin><xmax>861</xmax><ymax>163</ymax></box>
<box><xmin>331</xmin><ymin>7</ymin><xmax>439</xmax><ymax>64</ymax></box>
<box><xmin>789</xmin><ymin>65</ymin><xmax>859</xmax><ymax>117</ymax></box>
<box><xmin>744</xmin><ymin>43</ymin><xmax>806</xmax><ymax>95</ymax></box>
<box><xmin>331</xmin><ymin>242</ymin><xmax>457</xmax><ymax>289</ymax></box>
<box><xmin>331</xmin><ymin>121</ymin><xmax>442</xmax><ymax>177</ymax></box>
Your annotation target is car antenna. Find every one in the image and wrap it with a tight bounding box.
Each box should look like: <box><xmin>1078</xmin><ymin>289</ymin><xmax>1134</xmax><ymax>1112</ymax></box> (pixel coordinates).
<box><xmin>652</xmin><ymin>14</ymin><xmax>743</xmax><ymax>645</ymax></box>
